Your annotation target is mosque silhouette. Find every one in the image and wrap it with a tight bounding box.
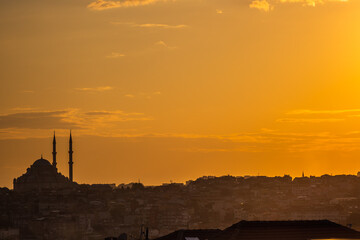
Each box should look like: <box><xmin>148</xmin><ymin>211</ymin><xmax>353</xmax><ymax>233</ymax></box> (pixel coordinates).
<box><xmin>13</xmin><ymin>132</ymin><xmax>76</xmax><ymax>192</ymax></box>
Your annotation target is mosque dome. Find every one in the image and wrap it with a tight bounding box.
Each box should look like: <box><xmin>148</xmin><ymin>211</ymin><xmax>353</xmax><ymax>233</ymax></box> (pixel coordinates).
<box><xmin>32</xmin><ymin>158</ymin><xmax>52</xmax><ymax>168</ymax></box>
<box><xmin>13</xmin><ymin>157</ymin><xmax>75</xmax><ymax>192</ymax></box>
<box><xmin>13</xmin><ymin>132</ymin><xmax>77</xmax><ymax>192</ymax></box>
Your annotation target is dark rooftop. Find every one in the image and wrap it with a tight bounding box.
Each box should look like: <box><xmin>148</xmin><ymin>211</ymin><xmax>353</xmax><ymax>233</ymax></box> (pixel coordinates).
<box><xmin>155</xmin><ymin>229</ymin><xmax>222</xmax><ymax>240</ymax></box>
<box><xmin>154</xmin><ymin>220</ymin><xmax>360</xmax><ymax>240</ymax></box>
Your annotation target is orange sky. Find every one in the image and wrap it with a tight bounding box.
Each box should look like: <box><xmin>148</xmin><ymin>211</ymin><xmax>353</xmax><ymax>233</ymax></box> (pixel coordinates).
<box><xmin>1</xmin><ymin>0</ymin><xmax>360</xmax><ymax>188</ymax></box>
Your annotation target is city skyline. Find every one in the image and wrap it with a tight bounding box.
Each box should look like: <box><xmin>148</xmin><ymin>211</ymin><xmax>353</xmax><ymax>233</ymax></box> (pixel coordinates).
<box><xmin>4</xmin><ymin>131</ymin><xmax>360</xmax><ymax>189</ymax></box>
<box><xmin>2</xmin><ymin>0</ymin><xmax>360</xmax><ymax>188</ymax></box>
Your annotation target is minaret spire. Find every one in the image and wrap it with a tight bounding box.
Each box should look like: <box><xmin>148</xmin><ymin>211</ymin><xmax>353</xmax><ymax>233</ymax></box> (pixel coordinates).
<box><xmin>52</xmin><ymin>131</ymin><xmax>57</xmax><ymax>169</ymax></box>
<box><xmin>68</xmin><ymin>130</ymin><xmax>73</xmax><ymax>182</ymax></box>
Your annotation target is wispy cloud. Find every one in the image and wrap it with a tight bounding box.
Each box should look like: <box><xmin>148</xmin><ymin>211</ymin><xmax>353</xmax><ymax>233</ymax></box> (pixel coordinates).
<box><xmin>135</xmin><ymin>23</ymin><xmax>187</xmax><ymax>29</ymax></box>
<box><xmin>0</xmin><ymin>111</ymin><xmax>76</xmax><ymax>130</ymax></box>
<box><xmin>250</xmin><ymin>0</ymin><xmax>347</xmax><ymax>11</ymax></box>
<box><xmin>0</xmin><ymin>109</ymin><xmax>152</xmax><ymax>139</ymax></box>
<box><xmin>132</xmin><ymin>131</ymin><xmax>360</xmax><ymax>153</ymax></box>
<box><xmin>88</xmin><ymin>0</ymin><xmax>346</xmax><ymax>13</ymax></box>
<box><xmin>278</xmin><ymin>108</ymin><xmax>360</xmax><ymax>123</ymax></box>
<box><xmin>287</xmin><ymin>109</ymin><xmax>360</xmax><ymax>115</ymax></box>
<box><xmin>3</xmin><ymin>122</ymin><xmax>360</xmax><ymax>153</ymax></box>
<box><xmin>216</xmin><ymin>9</ymin><xmax>223</xmax><ymax>14</ymax></box>
<box><xmin>124</xmin><ymin>91</ymin><xmax>161</xmax><ymax>99</ymax></box>
<box><xmin>250</xmin><ymin>0</ymin><xmax>273</xmax><ymax>11</ymax></box>
<box><xmin>4</xmin><ymin>106</ymin><xmax>360</xmax><ymax>154</ymax></box>
<box><xmin>87</xmin><ymin>0</ymin><xmax>166</xmax><ymax>10</ymax></box>
<box><xmin>155</xmin><ymin>41</ymin><xmax>177</xmax><ymax>49</ymax></box>
<box><xmin>106</xmin><ymin>52</ymin><xmax>125</xmax><ymax>58</ymax></box>
<box><xmin>75</xmin><ymin>86</ymin><xmax>114</xmax><ymax>92</ymax></box>
<box><xmin>155</xmin><ymin>41</ymin><xmax>167</xmax><ymax>47</ymax></box>
<box><xmin>279</xmin><ymin>0</ymin><xmax>348</xmax><ymax>7</ymax></box>
<box><xmin>22</xmin><ymin>90</ymin><xmax>34</xmax><ymax>94</ymax></box>
<box><xmin>276</xmin><ymin>118</ymin><xmax>345</xmax><ymax>123</ymax></box>
<box><xmin>111</xmin><ymin>22</ymin><xmax>188</xmax><ymax>29</ymax></box>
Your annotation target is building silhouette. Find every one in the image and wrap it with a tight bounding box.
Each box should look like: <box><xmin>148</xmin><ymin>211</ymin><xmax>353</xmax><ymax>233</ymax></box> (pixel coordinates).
<box><xmin>155</xmin><ymin>220</ymin><xmax>360</xmax><ymax>240</ymax></box>
<box><xmin>68</xmin><ymin>131</ymin><xmax>74</xmax><ymax>182</ymax></box>
<box><xmin>13</xmin><ymin>132</ymin><xmax>76</xmax><ymax>192</ymax></box>
<box><xmin>52</xmin><ymin>131</ymin><xmax>57</xmax><ymax>168</ymax></box>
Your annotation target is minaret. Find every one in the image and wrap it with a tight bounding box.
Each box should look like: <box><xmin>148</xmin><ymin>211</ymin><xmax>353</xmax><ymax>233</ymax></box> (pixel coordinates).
<box><xmin>52</xmin><ymin>131</ymin><xmax>57</xmax><ymax>169</ymax></box>
<box><xmin>68</xmin><ymin>131</ymin><xmax>73</xmax><ymax>182</ymax></box>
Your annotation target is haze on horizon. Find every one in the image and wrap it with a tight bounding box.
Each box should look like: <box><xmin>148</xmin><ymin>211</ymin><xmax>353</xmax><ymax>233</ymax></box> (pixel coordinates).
<box><xmin>1</xmin><ymin>0</ymin><xmax>360</xmax><ymax>188</ymax></box>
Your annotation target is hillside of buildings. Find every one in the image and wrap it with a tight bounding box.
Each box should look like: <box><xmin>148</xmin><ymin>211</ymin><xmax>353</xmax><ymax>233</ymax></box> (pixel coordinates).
<box><xmin>2</xmin><ymin>174</ymin><xmax>360</xmax><ymax>239</ymax></box>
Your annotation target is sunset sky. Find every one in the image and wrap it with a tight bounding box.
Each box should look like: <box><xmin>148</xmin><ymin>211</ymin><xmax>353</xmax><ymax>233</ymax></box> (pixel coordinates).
<box><xmin>1</xmin><ymin>0</ymin><xmax>360</xmax><ymax>188</ymax></box>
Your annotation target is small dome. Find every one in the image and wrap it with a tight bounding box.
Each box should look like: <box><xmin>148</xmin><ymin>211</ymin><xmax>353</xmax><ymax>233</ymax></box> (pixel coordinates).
<box><xmin>32</xmin><ymin>158</ymin><xmax>52</xmax><ymax>167</ymax></box>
